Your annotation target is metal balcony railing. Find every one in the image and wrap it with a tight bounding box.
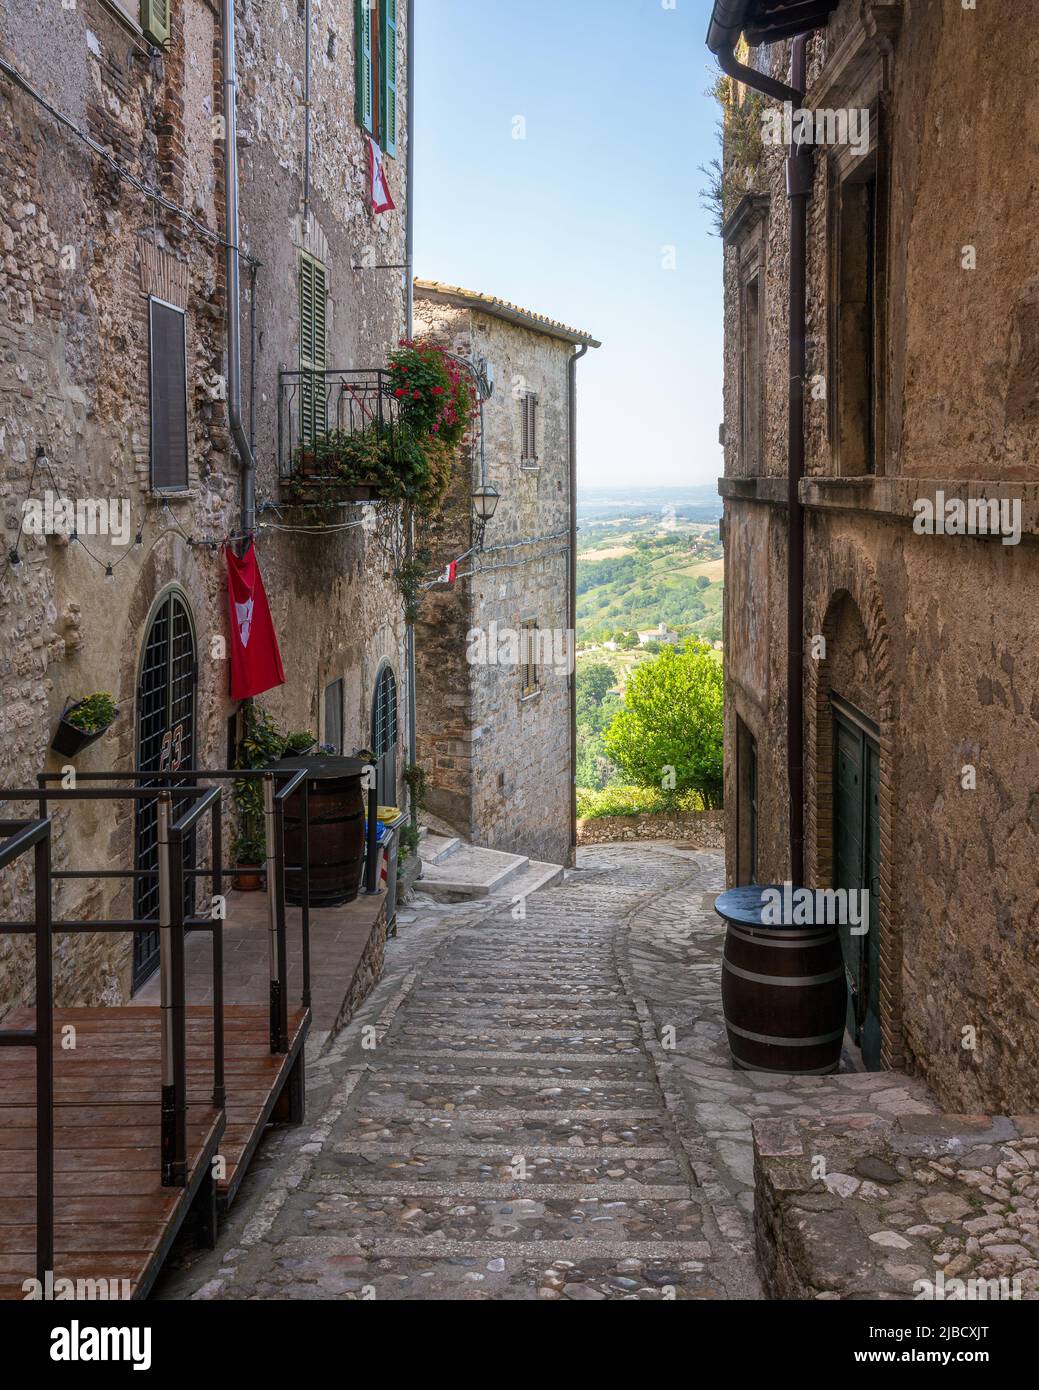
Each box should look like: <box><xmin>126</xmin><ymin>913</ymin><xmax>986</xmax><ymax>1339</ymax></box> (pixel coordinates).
<box><xmin>277</xmin><ymin>367</ymin><xmax>402</xmax><ymax>485</ymax></box>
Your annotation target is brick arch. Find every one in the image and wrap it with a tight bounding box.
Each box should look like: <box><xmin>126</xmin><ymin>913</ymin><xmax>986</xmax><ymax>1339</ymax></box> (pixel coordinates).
<box><xmin>805</xmin><ymin>549</ymin><xmax>903</xmax><ymax>1068</ymax></box>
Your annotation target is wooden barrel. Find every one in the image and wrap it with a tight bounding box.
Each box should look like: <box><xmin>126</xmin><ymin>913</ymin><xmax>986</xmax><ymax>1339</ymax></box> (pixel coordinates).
<box><xmin>276</xmin><ymin>756</ymin><xmax>367</xmax><ymax>908</ymax></box>
<box><xmin>715</xmin><ymin>885</ymin><xmax>847</xmax><ymax>1075</ymax></box>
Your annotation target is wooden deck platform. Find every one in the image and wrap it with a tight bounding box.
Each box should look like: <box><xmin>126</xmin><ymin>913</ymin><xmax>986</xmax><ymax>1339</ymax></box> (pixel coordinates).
<box><xmin>0</xmin><ymin>1003</ymin><xmax>309</xmax><ymax>1299</ymax></box>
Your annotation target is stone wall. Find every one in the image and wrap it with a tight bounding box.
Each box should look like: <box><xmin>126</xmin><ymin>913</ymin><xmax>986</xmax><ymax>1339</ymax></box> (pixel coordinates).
<box><xmin>754</xmin><ymin>1113</ymin><xmax>1039</xmax><ymax>1300</ymax></box>
<box><xmin>0</xmin><ymin>0</ymin><xmax>409</xmax><ymax>1011</ymax></box>
<box><xmin>719</xmin><ymin>1</ymin><xmax>1039</xmax><ymax>1110</ymax></box>
<box><xmin>577</xmin><ymin>810</ymin><xmax>724</xmax><ymax>848</ymax></box>
<box><xmin>414</xmin><ymin>293</ymin><xmax>576</xmax><ymax>868</ymax></box>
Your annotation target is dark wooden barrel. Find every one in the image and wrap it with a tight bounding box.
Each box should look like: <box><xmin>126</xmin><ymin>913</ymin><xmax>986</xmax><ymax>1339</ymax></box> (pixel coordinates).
<box><xmin>276</xmin><ymin>756</ymin><xmax>366</xmax><ymax>908</ymax></box>
<box><xmin>715</xmin><ymin>885</ymin><xmax>847</xmax><ymax>1075</ymax></box>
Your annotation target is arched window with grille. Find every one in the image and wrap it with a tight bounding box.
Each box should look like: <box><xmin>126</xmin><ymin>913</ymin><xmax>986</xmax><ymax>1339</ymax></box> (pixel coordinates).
<box><xmin>371</xmin><ymin>663</ymin><xmax>398</xmax><ymax>808</ymax></box>
<box><xmin>133</xmin><ymin>588</ymin><xmax>197</xmax><ymax>990</ymax></box>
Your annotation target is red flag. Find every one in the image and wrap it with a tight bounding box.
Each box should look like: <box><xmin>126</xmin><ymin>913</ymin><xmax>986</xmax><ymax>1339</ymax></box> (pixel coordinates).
<box><xmin>226</xmin><ymin>542</ymin><xmax>285</xmax><ymax>701</ymax></box>
<box><xmin>368</xmin><ymin>136</ymin><xmax>395</xmax><ymax>214</ymax></box>
<box><xmin>447</xmin><ymin>560</ymin><xmax>458</xmax><ymax>584</ymax></box>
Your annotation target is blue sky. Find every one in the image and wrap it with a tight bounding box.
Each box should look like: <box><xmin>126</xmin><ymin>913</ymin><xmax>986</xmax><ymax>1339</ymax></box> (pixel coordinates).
<box><xmin>414</xmin><ymin>0</ymin><xmax>725</xmax><ymax>488</ymax></box>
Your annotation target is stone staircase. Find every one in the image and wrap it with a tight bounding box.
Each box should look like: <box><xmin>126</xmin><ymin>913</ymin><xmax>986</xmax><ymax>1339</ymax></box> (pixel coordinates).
<box><xmin>414</xmin><ymin>831</ymin><xmax>564</xmax><ymax>904</ymax></box>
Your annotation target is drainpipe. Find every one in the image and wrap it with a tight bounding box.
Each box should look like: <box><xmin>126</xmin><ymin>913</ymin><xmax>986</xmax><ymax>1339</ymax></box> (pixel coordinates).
<box><xmin>706</xmin><ymin>4</ymin><xmax>801</xmax><ymax>105</ymax></box>
<box><xmin>706</xmin><ymin>15</ymin><xmax>811</xmax><ymax>884</ymax></box>
<box><xmin>302</xmin><ymin>0</ymin><xmax>312</xmax><ymax>230</ymax></box>
<box><xmin>404</xmin><ymin>0</ymin><xmax>418</xmax><ymax>777</ymax></box>
<box><xmin>567</xmin><ymin>343</ymin><xmax>588</xmax><ymax>867</ymax></box>
<box><xmin>786</xmin><ymin>34</ymin><xmax>811</xmax><ymax>886</ymax></box>
<box><xmin>221</xmin><ymin>0</ymin><xmax>256</xmax><ymax>539</ymax></box>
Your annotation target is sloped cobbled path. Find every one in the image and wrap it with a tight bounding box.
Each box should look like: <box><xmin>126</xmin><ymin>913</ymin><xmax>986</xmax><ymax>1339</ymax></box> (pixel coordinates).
<box><xmin>162</xmin><ymin>843</ymin><xmax>764</xmax><ymax>1301</ymax></box>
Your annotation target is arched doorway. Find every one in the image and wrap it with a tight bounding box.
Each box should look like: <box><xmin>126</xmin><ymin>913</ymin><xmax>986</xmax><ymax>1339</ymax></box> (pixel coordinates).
<box><xmin>133</xmin><ymin>588</ymin><xmax>197</xmax><ymax>990</ymax></box>
<box><xmin>371</xmin><ymin>663</ymin><xmax>398</xmax><ymax>809</ymax></box>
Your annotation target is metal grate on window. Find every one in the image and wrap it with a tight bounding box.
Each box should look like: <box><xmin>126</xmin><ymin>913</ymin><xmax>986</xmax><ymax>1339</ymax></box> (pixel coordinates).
<box><xmin>149</xmin><ymin>298</ymin><xmax>189</xmax><ymax>491</ymax></box>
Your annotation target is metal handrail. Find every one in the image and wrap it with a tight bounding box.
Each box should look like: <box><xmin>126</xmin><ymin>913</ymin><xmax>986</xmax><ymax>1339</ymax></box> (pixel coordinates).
<box><xmin>0</xmin><ymin>816</ymin><xmax>52</xmax><ymax>1284</ymax></box>
<box><xmin>1</xmin><ymin>783</ymin><xmax>221</xmax><ymax>1191</ymax></box>
<box><xmin>35</xmin><ymin>768</ymin><xmax>314</xmax><ymax>1049</ymax></box>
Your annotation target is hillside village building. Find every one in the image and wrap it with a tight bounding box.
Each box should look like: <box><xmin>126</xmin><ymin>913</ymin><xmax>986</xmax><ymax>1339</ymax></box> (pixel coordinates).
<box><xmin>413</xmin><ymin>281</ymin><xmax>599</xmax><ymax>868</ymax></box>
<box><xmin>713</xmin><ymin>0</ymin><xmax>1039</xmax><ymax>1111</ymax></box>
<box><xmin>0</xmin><ymin>0</ymin><xmax>409</xmax><ymax>1006</ymax></box>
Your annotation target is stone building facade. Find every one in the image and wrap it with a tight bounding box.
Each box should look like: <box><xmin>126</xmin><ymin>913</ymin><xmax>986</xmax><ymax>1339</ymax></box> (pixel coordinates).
<box><xmin>0</xmin><ymin>0</ymin><xmax>410</xmax><ymax>1010</ymax></box>
<box><xmin>413</xmin><ymin>282</ymin><xmax>599</xmax><ymax>869</ymax></box>
<box><xmin>716</xmin><ymin>0</ymin><xmax>1039</xmax><ymax>1112</ymax></box>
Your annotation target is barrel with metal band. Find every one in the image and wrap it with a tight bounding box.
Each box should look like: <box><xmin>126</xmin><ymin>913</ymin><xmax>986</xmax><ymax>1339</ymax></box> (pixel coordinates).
<box><xmin>715</xmin><ymin>884</ymin><xmax>847</xmax><ymax>1074</ymax></box>
<box><xmin>277</xmin><ymin>755</ymin><xmax>366</xmax><ymax>907</ymax></box>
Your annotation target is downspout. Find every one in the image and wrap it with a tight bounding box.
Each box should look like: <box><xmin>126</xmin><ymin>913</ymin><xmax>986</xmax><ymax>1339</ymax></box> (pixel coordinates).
<box><xmin>302</xmin><ymin>0</ymin><xmax>312</xmax><ymax>230</ymax></box>
<box><xmin>706</xmin><ymin>16</ymin><xmax>811</xmax><ymax>885</ymax></box>
<box><xmin>785</xmin><ymin>34</ymin><xmax>811</xmax><ymax>886</ymax></box>
<box><xmin>221</xmin><ymin>0</ymin><xmax>256</xmax><ymax>539</ymax></box>
<box><xmin>405</xmin><ymin>0</ymin><xmax>418</xmax><ymax>778</ymax></box>
<box><xmin>567</xmin><ymin>343</ymin><xmax>589</xmax><ymax>867</ymax></box>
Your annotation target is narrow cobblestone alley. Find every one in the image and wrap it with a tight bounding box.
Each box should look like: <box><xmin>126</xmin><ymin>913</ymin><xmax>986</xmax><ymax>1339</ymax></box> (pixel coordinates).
<box><xmin>157</xmin><ymin>843</ymin><xmax>933</xmax><ymax>1302</ymax></box>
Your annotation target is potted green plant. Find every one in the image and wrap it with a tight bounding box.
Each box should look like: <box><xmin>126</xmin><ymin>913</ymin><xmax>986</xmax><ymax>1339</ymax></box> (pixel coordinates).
<box><xmin>231</xmin><ymin>830</ymin><xmax>266</xmax><ymax>892</ymax></box>
<box><xmin>282</xmin><ymin>730</ymin><xmax>317</xmax><ymax>756</ymax></box>
<box><xmin>51</xmin><ymin>692</ymin><xmax>118</xmax><ymax>757</ymax></box>
<box><xmin>232</xmin><ymin>704</ymin><xmax>286</xmax><ymax>890</ymax></box>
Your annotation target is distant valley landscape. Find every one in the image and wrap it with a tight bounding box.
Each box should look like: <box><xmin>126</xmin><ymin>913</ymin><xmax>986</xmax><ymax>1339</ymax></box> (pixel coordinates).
<box><xmin>574</xmin><ymin>485</ymin><xmax>725</xmax><ymax>798</ymax></box>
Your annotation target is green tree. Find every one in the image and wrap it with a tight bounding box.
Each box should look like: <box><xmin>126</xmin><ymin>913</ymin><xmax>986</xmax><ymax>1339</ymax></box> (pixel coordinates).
<box><xmin>577</xmin><ymin>663</ymin><xmax>616</xmax><ymax>706</ymax></box>
<box><xmin>603</xmin><ymin>643</ymin><xmax>723</xmax><ymax>807</ymax></box>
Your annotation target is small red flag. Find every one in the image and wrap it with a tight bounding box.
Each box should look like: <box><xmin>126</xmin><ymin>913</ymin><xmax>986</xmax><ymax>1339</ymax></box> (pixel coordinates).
<box><xmin>447</xmin><ymin>560</ymin><xmax>458</xmax><ymax>584</ymax></box>
<box><xmin>226</xmin><ymin>542</ymin><xmax>285</xmax><ymax>701</ymax></box>
<box><xmin>368</xmin><ymin>136</ymin><xmax>395</xmax><ymax>214</ymax></box>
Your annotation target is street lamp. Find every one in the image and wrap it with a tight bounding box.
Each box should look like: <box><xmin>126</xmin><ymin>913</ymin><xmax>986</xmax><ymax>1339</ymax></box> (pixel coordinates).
<box><xmin>472</xmin><ymin>482</ymin><xmax>500</xmax><ymax>551</ymax></box>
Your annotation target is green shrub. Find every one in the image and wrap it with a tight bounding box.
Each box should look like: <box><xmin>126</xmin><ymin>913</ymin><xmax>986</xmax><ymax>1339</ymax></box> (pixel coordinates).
<box><xmin>576</xmin><ymin>786</ymin><xmax>707</xmax><ymax>820</ymax></box>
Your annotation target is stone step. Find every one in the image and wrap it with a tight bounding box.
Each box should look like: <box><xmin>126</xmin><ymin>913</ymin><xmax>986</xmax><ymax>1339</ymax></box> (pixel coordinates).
<box><xmin>319</xmin><ymin>1145</ymin><xmax>681</xmax><ymax>1188</ymax></box>
<box><xmin>418</xmin><ymin>832</ymin><xmax>462</xmax><ymax>865</ymax></box>
<box><xmin>500</xmin><ymin>860</ymin><xmax>566</xmax><ymax>900</ymax></box>
<box><xmin>299</xmin><ymin>1190</ymin><xmax>708</xmax><ymax>1248</ymax></box>
<box><xmin>260</xmin><ymin>1251</ymin><xmax>723</xmax><ymax>1300</ymax></box>
<box><xmin>414</xmin><ymin>844</ymin><xmax>531</xmax><ymax>901</ymax></box>
<box><xmin>350</xmin><ymin>1110</ymin><xmax>676</xmax><ymax>1148</ymax></box>
<box><xmin>396</xmin><ymin>1020</ymin><xmax>638</xmax><ymax>1039</ymax></box>
<box><xmin>359</xmin><ymin>1077</ymin><xmax>662</xmax><ymax>1113</ymax></box>
<box><xmin>378</xmin><ymin>1052</ymin><xmax>653</xmax><ymax>1073</ymax></box>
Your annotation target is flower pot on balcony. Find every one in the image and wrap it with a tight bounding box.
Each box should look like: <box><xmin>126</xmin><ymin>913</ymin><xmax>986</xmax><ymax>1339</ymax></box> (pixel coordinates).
<box><xmin>51</xmin><ymin>698</ymin><xmax>118</xmax><ymax>758</ymax></box>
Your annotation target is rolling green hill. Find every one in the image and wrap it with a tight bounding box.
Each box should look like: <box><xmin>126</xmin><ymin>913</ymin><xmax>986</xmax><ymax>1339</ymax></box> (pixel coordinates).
<box><xmin>576</xmin><ymin>523</ymin><xmax>724</xmax><ymax>646</ymax></box>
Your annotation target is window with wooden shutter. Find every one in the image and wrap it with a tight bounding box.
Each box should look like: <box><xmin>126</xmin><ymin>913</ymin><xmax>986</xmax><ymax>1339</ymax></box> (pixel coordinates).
<box><xmin>520</xmin><ymin>618</ymin><xmax>540</xmax><ymax>697</ymax></box>
<box><xmin>380</xmin><ymin>0</ymin><xmax>398</xmax><ymax>157</ymax></box>
<box><xmin>356</xmin><ymin>0</ymin><xmax>375</xmax><ymax>135</ymax></box>
<box><xmin>140</xmin><ymin>0</ymin><xmax>170</xmax><ymax>47</ymax></box>
<box><xmin>149</xmin><ymin>298</ymin><xmax>188</xmax><ymax>492</ymax></box>
<box><xmin>299</xmin><ymin>253</ymin><xmax>328</xmax><ymax>448</ymax></box>
<box><xmin>520</xmin><ymin>393</ymin><xmax>539</xmax><ymax>466</ymax></box>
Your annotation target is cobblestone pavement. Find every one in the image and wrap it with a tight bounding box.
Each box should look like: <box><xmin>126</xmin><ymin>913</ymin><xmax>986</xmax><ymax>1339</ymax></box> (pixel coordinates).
<box><xmin>157</xmin><ymin>843</ymin><xmax>934</xmax><ymax>1301</ymax></box>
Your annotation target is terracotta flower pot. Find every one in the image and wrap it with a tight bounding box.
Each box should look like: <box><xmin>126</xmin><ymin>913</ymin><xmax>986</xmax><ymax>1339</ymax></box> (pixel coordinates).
<box><xmin>233</xmin><ymin>865</ymin><xmax>265</xmax><ymax>893</ymax></box>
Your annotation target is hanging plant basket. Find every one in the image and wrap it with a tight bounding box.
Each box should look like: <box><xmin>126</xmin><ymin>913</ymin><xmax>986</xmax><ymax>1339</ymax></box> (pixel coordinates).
<box><xmin>51</xmin><ymin>695</ymin><xmax>118</xmax><ymax>758</ymax></box>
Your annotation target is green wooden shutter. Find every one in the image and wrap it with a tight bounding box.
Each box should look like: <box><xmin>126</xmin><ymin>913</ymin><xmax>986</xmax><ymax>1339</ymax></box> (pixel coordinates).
<box><xmin>381</xmin><ymin>0</ymin><xmax>398</xmax><ymax>157</ymax></box>
<box><xmin>141</xmin><ymin>0</ymin><xmax>170</xmax><ymax>47</ymax></box>
<box><xmin>299</xmin><ymin>254</ymin><xmax>328</xmax><ymax>448</ymax></box>
<box><xmin>356</xmin><ymin>0</ymin><xmax>374</xmax><ymax>134</ymax></box>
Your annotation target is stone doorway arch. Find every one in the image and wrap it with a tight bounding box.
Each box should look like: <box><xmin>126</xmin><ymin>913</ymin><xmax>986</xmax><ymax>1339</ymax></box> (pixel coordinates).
<box><xmin>806</xmin><ymin>550</ymin><xmax>902</xmax><ymax>1068</ymax></box>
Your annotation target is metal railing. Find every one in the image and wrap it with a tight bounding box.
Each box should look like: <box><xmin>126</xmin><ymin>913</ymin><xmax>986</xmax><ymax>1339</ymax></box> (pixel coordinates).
<box><xmin>0</xmin><ymin>816</ymin><xmax>53</xmax><ymax>1284</ymax></box>
<box><xmin>277</xmin><ymin>367</ymin><xmax>402</xmax><ymax>482</ymax></box>
<box><xmin>36</xmin><ymin>767</ymin><xmax>313</xmax><ymax>1054</ymax></box>
<box><xmin>0</xmin><ymin>764</ymin><xmax>317</xmax><ymax>1279</ymax></box>
<box><xmin>1</xmin><ymin>783</ymin><xmax>225</xmax><ymax>1189</ymax></box>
